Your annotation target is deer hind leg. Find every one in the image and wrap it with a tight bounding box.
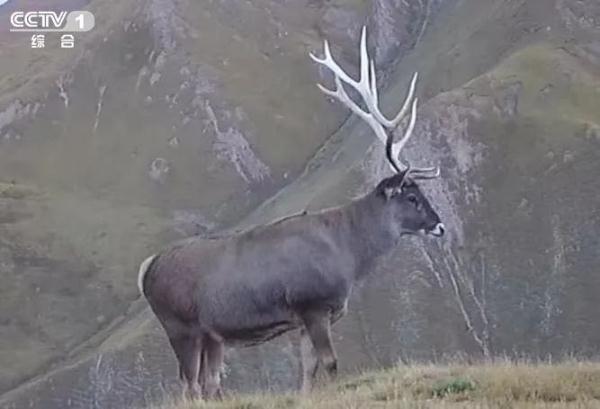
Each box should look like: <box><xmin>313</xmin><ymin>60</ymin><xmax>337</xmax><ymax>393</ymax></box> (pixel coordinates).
<box><xmin>168</xmin><ymin>334</ymin><xmax>203</xmax><ymax>401</ymax></box>
<box><xmin>202</xmin><ymin>336</ymin><xmax>224</xmax><ymax>400</ymax></box>
<box><xmin>299</xmin><ymin>328</ymin><xmax>319</xmax><ymax>394</ymax></box>
<box><xmin>197</xmin><ymin>342</ymin><xmax>207</xmax><ymax>393</ymax></box>
<box><xmin>301</xmin><ymin>311</ymin><xmax>338</xmax><ymax>389</ymax></box>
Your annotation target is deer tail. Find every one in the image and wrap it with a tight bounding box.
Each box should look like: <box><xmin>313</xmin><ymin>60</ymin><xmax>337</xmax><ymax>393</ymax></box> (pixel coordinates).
<box><xmin>137</xmin><ymin>254</ymin><xmax>157</xmax><ymax>297</ymax></box>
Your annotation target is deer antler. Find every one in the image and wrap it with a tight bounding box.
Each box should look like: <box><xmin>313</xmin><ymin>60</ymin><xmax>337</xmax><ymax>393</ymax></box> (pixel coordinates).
<box><xmin>310</xmin><ymin>26</ymin><xmax>439</xmax><ymax>178</ymax></box>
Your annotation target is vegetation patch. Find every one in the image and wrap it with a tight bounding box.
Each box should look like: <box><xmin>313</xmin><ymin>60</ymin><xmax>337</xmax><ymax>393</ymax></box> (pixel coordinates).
<box><xmin>0</xmin><ymin>181</ymin><xmax>39</xmax><ymax>199</ymax></box>
<box><xmin>164</xmin><ymin>362</ymin><xmax>600</xmax><ymax>409</ymax></box>
<box><xmin>431</xmin><ymin>377</ymin><xmax>476</xmax><ymax>398</ymax></box>
<box><xmin>337</xmin><ymin>373</ymin><xmax>377</xmax><ymax>391</ymax></box>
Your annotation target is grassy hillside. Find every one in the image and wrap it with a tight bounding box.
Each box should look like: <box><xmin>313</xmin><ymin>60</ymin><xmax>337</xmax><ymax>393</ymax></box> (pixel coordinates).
<box><xmin>163</xmin><ymin>362</ymin><xmax>600</xmax><ymax>409</ymax></box>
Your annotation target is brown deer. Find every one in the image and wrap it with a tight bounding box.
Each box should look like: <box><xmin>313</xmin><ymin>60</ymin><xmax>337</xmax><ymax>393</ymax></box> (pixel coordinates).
<box><xmin>138</xmin><ymin>26</ymin><xmax>445</xmax><ymax>401</ymax></box>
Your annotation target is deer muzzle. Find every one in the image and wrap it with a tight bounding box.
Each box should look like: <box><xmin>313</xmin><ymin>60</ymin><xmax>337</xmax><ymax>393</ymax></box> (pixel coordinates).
<box><xmin>428</xmin><ymin>223</ymin><xmax>445</xmax><ymax>237</ymax></box>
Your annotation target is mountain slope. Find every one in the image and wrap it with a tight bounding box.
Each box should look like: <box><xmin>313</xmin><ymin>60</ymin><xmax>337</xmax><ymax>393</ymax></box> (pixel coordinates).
<box><xmin>0</xmin><ymin>0</ymin><xmax>599</xmax><ymax>408</ymax></box>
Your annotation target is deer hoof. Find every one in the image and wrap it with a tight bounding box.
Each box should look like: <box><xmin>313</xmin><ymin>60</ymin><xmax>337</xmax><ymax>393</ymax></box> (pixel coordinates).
<box><xmin>325</xmin><ymin>360</ymin><xmax>338</xmax><ymax>377</ymax></box>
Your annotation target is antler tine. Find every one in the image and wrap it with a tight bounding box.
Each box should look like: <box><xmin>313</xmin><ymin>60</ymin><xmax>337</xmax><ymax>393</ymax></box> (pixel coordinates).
<box><xmin>391</xmin><ymin>72</ymin><xmax>419</xmax><ymax>128</ymax></box>
<box><xmin>310</xmin><ymin>27</ymin><xmax>379</xmax><ymax>117</ymax></box>
<box><xmin>369</xmin><ymin>59</ymin><xmax>378</xmax><ymax>104</ymax></box>
<box><xmin>311</xmin><ymin>25</ymin><xmax>438</xmax><ymax>176</ymax></box>
<box><xmin>387</xmin><ymin>97</ymin><xmax>440</xmax><ymax>177</ymax></box>
<box><xmin>410</xmin><ymin>167</ymin><xmax>441</xmax><ymax>179</ymax></box>
<box><xmin>317</xmin><ymin>75</ymin><xmax>378</xmax><ymax>135</ymax></box>
<box><xmin>330</xmin><ymin>77</ymin><xmax>390</xmax><ymax>147</ymax></box>
<box><xmin>311</xmin><ymin>28</ymin><xmax>415</xmax><ymax>126</ymax></box>
<box><xmin>317</xmin><ymin>75</ymin><xmax>390</xmax><ymax>148</ymax></box>
<box><xmin>385</xmin><ymin>97</ymin><xmax>419</xmax><ymax>173</ymax></box>
<box><xmin>313</xmin><ymin>53</ymin><xmax>409</xmax><ymax>172</ymax></box>
<box><xmin>311</xmin><ymin>28</ymin><xmax>404</xmax><ymax>166</ymax></box>
<box><xmin>390</xmin><ymin>97</ymin><xmax>440</xmax><ymax>177</ymax></box>
<box><xmin>356</xmin><ymin>27</ymin><xmax>417</xmax><ymax>129</ymax></box>
<box><xmin>389</xmin><ymin>98</ymin><xmax>418</xmax><ymax>162</ymax></box>
<box><xmin>385</xmin><ymin>122</ymin><xmax>406</xmax><ymax>174</ymax></box>
<box><xmin>309</xmin><ymin>40</ymin><xmax>360</xmax><ymax>90</ymax></box>
<box><xmin>310</xmin><ymin>41</ymin><xmax>383</xmax><ymax>143</ymax></box>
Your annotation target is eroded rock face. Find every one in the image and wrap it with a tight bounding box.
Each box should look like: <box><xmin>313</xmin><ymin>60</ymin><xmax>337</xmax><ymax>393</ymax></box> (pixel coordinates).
<box><xmin>557</xmin><ymin>0</ymin><xmax>600</xmax><ymax>36</ymax></box>
<box><xmin>1</xmin><ymin>0</ymin><xmax>599</xmax><ymax>408</ymax></box>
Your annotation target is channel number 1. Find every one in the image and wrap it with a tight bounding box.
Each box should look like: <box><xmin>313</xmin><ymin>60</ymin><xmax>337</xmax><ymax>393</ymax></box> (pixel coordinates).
<box><xmin>76</xmin><ymin>13</ymin><xmax>85</xmax><ymax>30</ymax></box>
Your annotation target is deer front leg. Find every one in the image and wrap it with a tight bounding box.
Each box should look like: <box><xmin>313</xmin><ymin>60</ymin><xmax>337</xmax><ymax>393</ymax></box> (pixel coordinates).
<box><xmin>202</xmin><ymin>336</ymin><xmax>224</xmax><ymax>400</ymax></box>
<box><xmin>299</xmin><ymin>328</ymin><xmax>319</xmax><ymax>394</ymax></box>
<box><xmin>301</xmin><ymin>311</ymin><xmax>338</xmax><ymax>389</ymax></box>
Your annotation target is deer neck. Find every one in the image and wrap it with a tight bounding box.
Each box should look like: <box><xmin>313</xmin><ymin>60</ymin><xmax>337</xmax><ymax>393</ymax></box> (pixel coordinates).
<box><xmin>345</xmin><ymin>192</ymin><xmax>398</xmax><ymax>280</ymax></box>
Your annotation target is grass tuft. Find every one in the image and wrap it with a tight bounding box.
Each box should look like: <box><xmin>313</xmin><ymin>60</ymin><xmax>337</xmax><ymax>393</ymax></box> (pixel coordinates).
<box><xmin>432</xmin><ymin>378</ymin><xmax>476</xmax><ymax>398</ymax></box>
<box><xmin>160</xmin><ymin>361</ymin><xmax>600</xmax><ymax>409</ymax></box>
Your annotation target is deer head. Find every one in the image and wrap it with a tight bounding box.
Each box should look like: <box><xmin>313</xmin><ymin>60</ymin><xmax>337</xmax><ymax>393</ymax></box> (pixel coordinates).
<box><xmin>311</xmin><ymin>26</ymin><xmax>444</xmax><ymax>238</ymax></box>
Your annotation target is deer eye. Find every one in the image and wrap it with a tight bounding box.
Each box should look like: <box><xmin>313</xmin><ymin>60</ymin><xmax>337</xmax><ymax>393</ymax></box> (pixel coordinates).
<box><xmin>407</xmin><ymin>194</ymin><xmax>418</xmax><ymax>206</ymax></box>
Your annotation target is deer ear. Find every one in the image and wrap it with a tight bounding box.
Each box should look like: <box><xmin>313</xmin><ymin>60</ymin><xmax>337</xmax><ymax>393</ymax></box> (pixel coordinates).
<box><xmin>383</xmin><ymin>185</ymin><xmax>400</xmax><ymax>200</ymax></box>
<box><xmin>380</xmin><ymin>170</ymin><xmax>410</xmax><ymax>200</ymax></box>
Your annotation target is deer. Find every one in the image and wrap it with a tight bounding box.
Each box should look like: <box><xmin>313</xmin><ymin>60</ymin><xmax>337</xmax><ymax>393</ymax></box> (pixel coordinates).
<box><xmin>137</xmin><ymin>26</ymin><xmax>445</xmax><ymax>401</ymax></box>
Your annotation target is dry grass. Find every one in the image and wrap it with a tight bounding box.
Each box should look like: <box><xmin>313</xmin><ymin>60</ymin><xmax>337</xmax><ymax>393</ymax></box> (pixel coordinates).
<box><xmin>162</xmin><ymin>361</ymin><xmax>600</xmax><ymax>409</ymax></box>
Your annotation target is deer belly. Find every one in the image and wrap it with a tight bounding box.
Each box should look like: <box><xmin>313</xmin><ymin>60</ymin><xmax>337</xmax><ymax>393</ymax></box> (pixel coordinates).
<box><xmin>214</xmin><ymin>309</ymin><xmax>301</xmax><ymax>347</ymax></box>
<box><xmin>222</xmin><ymin>321</ymin><xmax>299</xmax><ymax>347</ymax></box>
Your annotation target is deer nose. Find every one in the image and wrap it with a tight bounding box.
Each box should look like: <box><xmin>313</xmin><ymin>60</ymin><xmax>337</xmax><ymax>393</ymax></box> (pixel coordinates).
<box><xmin>429</xmin><ymin>223</ymin><xmax>445</xmax><ymax>237</ymax></box>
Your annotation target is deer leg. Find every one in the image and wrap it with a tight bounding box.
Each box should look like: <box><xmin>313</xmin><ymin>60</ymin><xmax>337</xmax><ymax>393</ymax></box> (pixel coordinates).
<box><xmin>299</xmin><ymin>328</ymin><xmax>319</xmax><ymax>393</ymax></box>
<box><xmin>202</xmin><ymin>336</ymin><xmax>224</xmax><ymax>400</ymax></box>
<box><xmin>166</xmin><ymin>334</ymin><xmax>185</xmax><ymax>383</ymax></box>
<box><xmin>197</xmin><ymin>343</ymin><xmax>207</xmax><ymax>392</ymax></box>
<box><xmin>169</xmin><ymin>334</ymin><xmax>202</xmax><ymax>401</ymax></box>
<box><xmin>302</xmin><ymin>311</ymin><xmax>338</xmax><ymax>382</ymax></box>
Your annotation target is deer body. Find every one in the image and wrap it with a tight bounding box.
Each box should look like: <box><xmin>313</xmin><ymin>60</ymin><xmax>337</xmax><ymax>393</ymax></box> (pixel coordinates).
<box><xmin>142</xmin><ymin>206</ymin><xmax>357</xmax><ymax>347</ymax></box>
<box><xmin>139</xmin><ymin>27</ymin><xmax>446</xmax><ymax>401</ymax></box>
